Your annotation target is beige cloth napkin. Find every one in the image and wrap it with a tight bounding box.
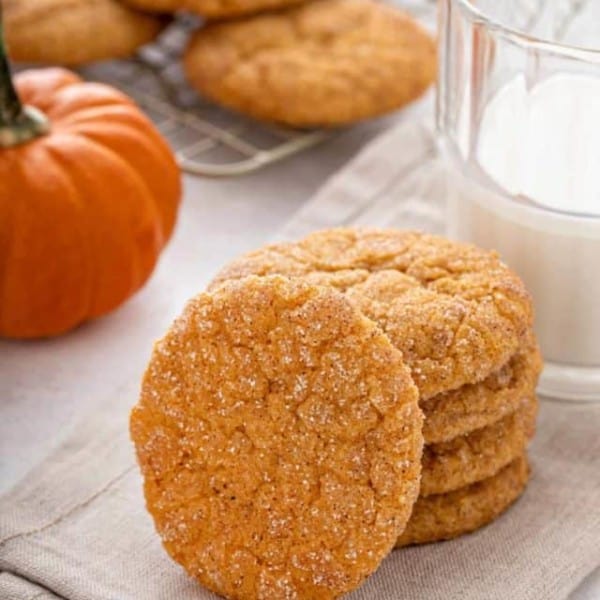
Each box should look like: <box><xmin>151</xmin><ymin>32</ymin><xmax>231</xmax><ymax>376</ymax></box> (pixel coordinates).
<box><xmin>2</xmin><ymin>121</ymin><xmax>600</xmax><ymax>600</ymax></box>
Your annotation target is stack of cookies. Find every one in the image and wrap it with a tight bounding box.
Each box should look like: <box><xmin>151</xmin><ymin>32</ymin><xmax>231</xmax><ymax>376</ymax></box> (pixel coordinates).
<box><xmin>131</xmin><ymin>228</ymin><xmax>541</xmax><ymax>599</ymax></box>
<box><xmin>209</xmin><ymin>228</ymin><xmax>542</xmax><ymax>548</ymax></box>
<box><xmin>5</xmin><ymin>0</ymin><xmax>436</xmax><ymax>128</ymax></box>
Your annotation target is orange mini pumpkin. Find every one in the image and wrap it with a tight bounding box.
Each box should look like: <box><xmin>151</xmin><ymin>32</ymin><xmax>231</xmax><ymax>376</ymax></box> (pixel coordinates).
<box><xmin>0</xmin><ymin>22</ymin><xmax>181</xmax><ymax>338</ymax></box>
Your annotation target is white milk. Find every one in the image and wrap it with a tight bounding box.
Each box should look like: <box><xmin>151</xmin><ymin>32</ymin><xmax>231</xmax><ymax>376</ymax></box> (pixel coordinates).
<box><xmin>448</xmin><ymin>73</ymin><xmax>600</xmax><ymax>400</ymax></box>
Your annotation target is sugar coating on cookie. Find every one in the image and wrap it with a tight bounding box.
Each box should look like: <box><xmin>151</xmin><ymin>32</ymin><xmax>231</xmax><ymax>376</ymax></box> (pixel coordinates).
<box><xmin>131</xmin><ymin>275</ymin><xmax>423</xmax><ymax>599</ymax></box>
<box><xmin>211</xmin><ymin>228</ymin><xmax>534</xmax><ymax>400</ymax></box>
<box><xmin>421</xmin><ymin>395</ymin><xmax>537</xmax><ymax>496</ymax></box>
<box><xmin>183</xmin><ymin>0</ymin><xmax>436</xmax><ymax>126</ymax></box>
<box><xmin>397</xmin><ymin>455</ymin><xmax>530</xmax><ymax>547</ymax></box>
<box><xmin>422</xmin><ymin>341</ymin><xmax>542</xmax><ymax>443</ymax></box>
<box><xmin>122</xmin><ymin>0</ymin><xmax>305</xmax><ymax>18</ymax></box>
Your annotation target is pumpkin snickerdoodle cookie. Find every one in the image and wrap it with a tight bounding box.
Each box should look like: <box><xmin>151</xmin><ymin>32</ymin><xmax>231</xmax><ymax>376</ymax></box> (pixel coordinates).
<box><xmin>397</xmin><ymin>454</ymin><xmax>530</xmax><ymax>547</ymax></box>
<box><xmin>4</xmin><ymin>0</ymin><xmax>165</xmax><ymax>66</ymax></box>
<box><xmin>422</xmin><ymin>340</ymin><xmax>542</xmax><ymax>444</ymax></box>
<box><xmin>122</xmin><ymin>0</ymin><xmax>305</xmax><ymax>18</ymax></box>
<box><xmin>421</xmin><ymin>395</ymin><xmax>537</xmax><ymax>497</ymax></box>
<box><xmin>131</xmin><ymin>275</ymin><xmax>424</xmax><ymax>599</ymax></box>
<box><xmin>183</xmin><ymin>0</ymin><xmax>436</xmax><ymax>127</ymax></box>
<box><xmin>210</xmin><ymin>228</ymin><xmax>534</xmax><ymax>401</ymax></box>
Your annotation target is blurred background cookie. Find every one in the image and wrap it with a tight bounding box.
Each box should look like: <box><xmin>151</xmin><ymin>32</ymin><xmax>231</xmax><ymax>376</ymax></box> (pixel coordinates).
<box><xmin>4</xmin><ymin>0</ymin><xmax>166</xmax><ymax>65</ymax></box>
<box><xmin>122</xmin><ymin>0</ymin><xmax>306</xmax><ymax>18</ymax></box>
<box><xmin>183</xmin><ymin>0</ymin><xmax>436</xmax><ymax>127</ymax></box>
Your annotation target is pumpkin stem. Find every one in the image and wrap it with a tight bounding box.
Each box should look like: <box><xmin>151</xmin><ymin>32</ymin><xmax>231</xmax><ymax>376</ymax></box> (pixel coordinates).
<box><xmin>0</xmin><ymin>5</ymin><xmax>49</xmax><ymax>148</ymax></box>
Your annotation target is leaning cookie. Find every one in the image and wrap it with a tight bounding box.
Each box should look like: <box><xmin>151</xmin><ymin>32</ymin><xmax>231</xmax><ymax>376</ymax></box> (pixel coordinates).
<box><xmin>421</xmin><ymin>395</ymin><xmax>537</xmax><ymax>496</ymax></box>
<box><xmin>183</xmin><ymin>0</ymin><xmax>436</xmax><ymax>127</ymax></box>
<box><xmin>131</xmin><ymin>275</ymin><xmax>424</xmax><ymax>599</ymax></box>
<box><xmin>397</xmin><ymin>455</ymin><xmax>530</xmax><ymax>547</ymax></box>
<box><xmin>422</xmin><ymin>340</ymin><xmax>542</xmax><ymax>444</ymax></box>
<box><xmin>210</xmin><ymin>228</ymin><xmax>534</xmax><ymax>400</ymax></box>
<box><xmin>4</xmin><ymin>0</ymin><xmax>165</xmax><ymax>66</ymax></box>
<box><xmin>122</xmin><ymin>0</ymin><xmax>305</xmax><ymax>18</ymax></box>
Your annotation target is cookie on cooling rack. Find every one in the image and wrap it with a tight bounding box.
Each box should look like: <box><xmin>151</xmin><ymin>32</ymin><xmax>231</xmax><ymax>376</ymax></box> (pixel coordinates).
<box><xmin>397</xmin><ymin>454</ymin><xmax>530</xmax><ymax>547</ymax></box>
<box><xmin>183</xmin><ymin>0</ymin><xmax>436</xmax><ymax>127</ymax></box>
<box><xmin>210</xmin><ymin>228</ymin><xmax>535</xmax><ymax>400</ymax></box>
<box><xmin>122</xmin><ymin>0</ymin><xmax>305</xmax><ymax>19</ymax></box>
<box><xmin>131</xmin><ymin>275</ymin><xmax>424</xmax><ymax>599</ymax></box>
<box><xmin>4</xmin><ymin>0</ymin><xmax>165</xmax><ymax>66</ymax></box>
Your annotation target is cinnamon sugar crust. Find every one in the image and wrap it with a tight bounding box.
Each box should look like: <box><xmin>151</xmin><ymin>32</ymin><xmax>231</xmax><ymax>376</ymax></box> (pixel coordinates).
<box><xmin>131</xmin><ymin>275</ymin><xmax>423</xmax><ymax>599</ymax></box>
<box><xmin>211</xmin><ymin>228</ymin><xmax>535</xmax><ymax>401</ymax></box>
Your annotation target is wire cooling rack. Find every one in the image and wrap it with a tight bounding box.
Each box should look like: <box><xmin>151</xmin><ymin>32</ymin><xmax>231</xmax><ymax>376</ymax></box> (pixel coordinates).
<box><xmin>80</xmin><ymin>1</ymin><xmax>437</xmax><ymax>178</ymax></box>
<box><xmin>79</xmin><ymin>1</ymin><xmax>591</xmax><ymax>178</ymax></box>
<box><xmin>80</xmin><ymin>15</ymin><xmax>331</xmax><ymax>177</ymax></box>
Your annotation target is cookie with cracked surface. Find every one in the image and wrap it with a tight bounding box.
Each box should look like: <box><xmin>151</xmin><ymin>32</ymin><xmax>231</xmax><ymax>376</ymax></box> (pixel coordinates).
<box><xmin>183</xmin><ymin>0</ymin><xmax>436</xmax><ymax>127</ymax></box>
<box><xmin>210</xmin><ymin>228</ymin><xmax>534</xmax><ymax>400</ymax></box>
<box><xmin>421</xmin><ymin>395</ymin><xmax>537</xmax><ymax>497</ymax></box>
<box><xmin>122</xmin><ymin>0</ymin><xmax>305</xmax><ymax>18</ymax></box>
<box><xmin>4</xmin><ymin>0</ymin><xmax>165</xmax><ymax>66</ymax></box>
<box><xmin>422</xmin><ymin>340</ymin><xmax>542</xmax><ymax>444</ymax></box>
<box><xmin>397</xmin><ymin>454</ymin><xmax>530</xmax><ymax>547</ymax></box>
<box><xmin>130</xmin><ymin>275</ymin><xmax>423</xmax><ymax>600</ymax></box>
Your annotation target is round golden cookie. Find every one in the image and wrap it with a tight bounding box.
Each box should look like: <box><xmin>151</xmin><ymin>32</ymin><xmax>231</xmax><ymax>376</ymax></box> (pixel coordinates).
<box><xmin>422</xmin><ymin>340</ymin><xmax>542</xmax><ymax>444</ymax></box>
<box><xmin>183</xmin><ymin>0</ymin><xmax>436</xmax><ymax>127</ymax></box>
<box><xmin>421</xmin><ymin>395</ymin><xmax>537</xmax><ymax>497</ymax></box>
<box><xmin>396</xmin><ymin>454</ymin><xmax>530</xmax><ymax>547</ymax></box>
<box><xmin>130</xmin><ymin>275</ymin><xmax>423</xmax><ymax>600</ymax></box>
<box><xmin>4</xmin><ymin>0</ymin><xmax>165</xmax><ymax>66</ymax></box>
<box><xmin>122</xmin><ymin>0</ymin><xmax>304</xmax><ymax>18</ymax></box>
<box><xmin>210</xmin><ymin>228</ymin><xmax>534</xmax><ymax>400</ymax></box>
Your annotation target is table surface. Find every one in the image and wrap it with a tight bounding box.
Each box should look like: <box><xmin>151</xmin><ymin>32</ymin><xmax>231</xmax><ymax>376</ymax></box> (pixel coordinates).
<box><xmin>1</xmin><ymin>106</ymin><xmax>599</xmax><ymax>600</ymax></box>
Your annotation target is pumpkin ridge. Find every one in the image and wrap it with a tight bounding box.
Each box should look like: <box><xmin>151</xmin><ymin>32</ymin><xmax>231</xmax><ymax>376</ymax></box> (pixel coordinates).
<box><xmin>85</xmin><ymin>132</ymin><xmax>168</xmax><ymax>295</ymax></box>
<box><xmin>38</xmin><ymin>138</ymin><xmax>95</xmax><ymax>326</ymax></box>
<box><xmin>73</xmin><ymin>126</ymin><xmax>176</xmax><ymax>244</ymax></box>
<box><xmin>43</xmin><ymin>136</ymin><xmax>138</xmax><ymax>316</ymax></box>
<box><xmin>0</xmin><ymin>155</ymin><xmax>22</xmax><ymax>333</ymax></box>
<box><xmin>43</xmin><ymin>85</ymin><xmax>135</xmax><ymax>121</ymax></box>
<box><xmin>14</xmin><ymin>68</ymin><xmax>82</xmax><ymax>114</ymax></box>
<box><xmin>0</xmin><ymin>144</ymin><xmax>92</xmax><ymax>336</ymax></box>
<box><xmin>51</xmin><ymin>104</ymin><xmax>142</xmax><ymax>127</ymax></box>
<box><xmin>65</xmin><ymin>114</ymin><xmax>180</xmax><ymax>241</ymax></box>
<box><xmin>44</xmin><ymin>131</ymin><xmax>163</xmax><ymax>314</ymax></box>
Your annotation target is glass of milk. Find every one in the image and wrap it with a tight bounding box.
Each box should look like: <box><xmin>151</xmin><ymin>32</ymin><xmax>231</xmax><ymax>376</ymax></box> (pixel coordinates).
<box><xmin>438</xmin><ymin>0</ymin><xmax>600</xmax><ymax>401</ymax></box>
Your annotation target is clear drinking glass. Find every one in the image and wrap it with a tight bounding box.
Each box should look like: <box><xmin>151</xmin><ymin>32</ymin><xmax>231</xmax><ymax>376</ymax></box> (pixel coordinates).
<box><xmin>437</xmin><ymin>0</ymin><xmax>600</xmax><ymax>401</ymax></box>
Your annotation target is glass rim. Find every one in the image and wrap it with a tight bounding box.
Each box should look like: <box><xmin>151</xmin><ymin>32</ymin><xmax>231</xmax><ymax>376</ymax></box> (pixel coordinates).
<box><xmin>454</xmin><ymin>0</ymin><xmax>600</xmax><ymax>58</ymax></box>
